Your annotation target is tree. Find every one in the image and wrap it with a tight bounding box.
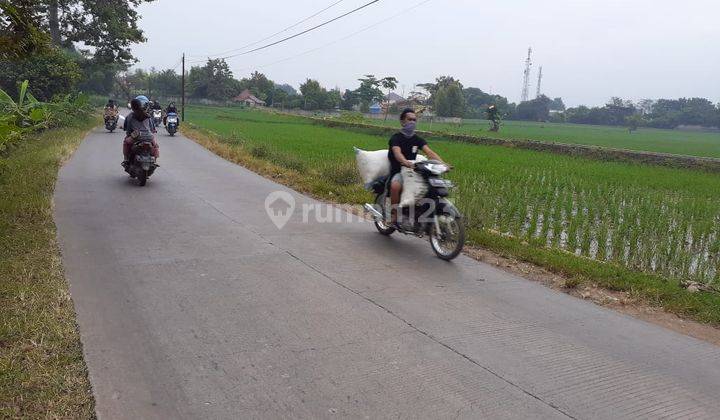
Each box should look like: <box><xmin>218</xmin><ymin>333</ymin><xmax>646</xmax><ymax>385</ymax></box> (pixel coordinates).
<box><xmin>434</xmin><ymin>83</ymin><xmax>466</xmax><ymax>117</ymax></box>
<box><xmin>238</xmin><ymin>71</ymin><xmax>275</xmax><ymax>102</ymax></box>
<box><xmin>28</xmin><ymin>0</ymin><xmax>155</xmax><ymax>66</ymax></box>
<box><xmin>153</xmin><ymin>69</ymin><xmax>181</xmax><ymax>97</ymax></box>
<box><xmin>462</xmin><ymin>87</ymin><xmax>513</xmax><ymax>119</ymax></box>
<box><xmin>355</xmin><ymin>75</ymin><xmax>384</xmax><ymax>110</ymax></box>
<box><xmin>0</xmin><ymin>47</ymin><xmax>81</xmax><ymax>100</ymax></box>
<box><xmin>625</xmin><ymin>114</ymin><xmax>643</xmax><ymax>133</ymax></box>
<box><xmin>516</xmin><ymin>95</ymin><xmax>552</xmax><ymax>121</ymax></box>
<box><xmin>550</xmin><ymin>97</ymin><xmax>566</xmax><ymax>111</ymax></box>
<box><xmin>188</xmin><ymin>59</ymin><xmax>237</xmax><ymax>101</ymax></box>
<box><xmin>340</xmin><ymin>89</ymin><xmax>359</xmax><ymax>111</ymax></box>
<box><xmin>299</xmin><ymin>79</ymin><xmax>330</xmax><ymax>110</ymax></box>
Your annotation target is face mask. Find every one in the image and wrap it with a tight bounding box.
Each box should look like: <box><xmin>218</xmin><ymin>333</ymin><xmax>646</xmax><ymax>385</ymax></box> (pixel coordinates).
<box><xmin>401</xmin><ymin>121</ymin><xmax>416</xmax><ymax>138</ymax></box>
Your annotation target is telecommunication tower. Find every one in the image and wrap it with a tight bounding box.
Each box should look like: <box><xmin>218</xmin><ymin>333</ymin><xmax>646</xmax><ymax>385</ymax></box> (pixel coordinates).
<box><xmin>535</xmin><ymin>66</ymin><xmax>543</xmax><ymax>98</ymax></box>
<box><xmin>520</xmin><ymin>47</ymin><xmax>532</xmax><ymax>102</ymax></box>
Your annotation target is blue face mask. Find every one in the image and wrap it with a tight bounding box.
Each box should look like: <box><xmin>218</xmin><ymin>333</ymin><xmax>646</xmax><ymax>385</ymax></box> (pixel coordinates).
<box><xmin>401</xmin><ymin>121</ymin><xmax>416</xmax><ymax>138</ymax></box>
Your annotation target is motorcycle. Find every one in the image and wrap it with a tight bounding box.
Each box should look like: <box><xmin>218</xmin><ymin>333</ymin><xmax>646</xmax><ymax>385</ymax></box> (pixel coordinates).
<box><xmin>152</xmin><ymin>109</ymin><xmax>163</xmax><ymax>128</ymax></box>
<box><xmin>364</xmin><ymin>160</ymin><xmax>466</xmax><ymax>260</ymax></box>
<box><xmin>123</xmin><ymin>131</ymin><xmax>158</xmax><ymax>187</ymax></box>
<box><xmin>104</xmin><ymin>109</ymin><xmax>119</xmax><ymax>132</ymax></box>
<box><xmin>165</xmin><ymin>112</ymin><xmax>178</xmax><ymax>136</ymax></box>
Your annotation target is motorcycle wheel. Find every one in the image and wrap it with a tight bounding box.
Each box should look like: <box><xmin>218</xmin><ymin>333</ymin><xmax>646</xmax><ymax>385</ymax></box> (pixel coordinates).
<box><xmin>373</xmin><ymin>194</ymin><xmax>395</xmax><ymax>235</ymax></box>
<box><xmin>430</xmin><ymin>214</ymin><xmax>465</xmax><ymax>260</ymax></box>
<box><xmin>138</xmin><ymin>170</ymin><xmax>148</xmax><ymax>186</ymax></box>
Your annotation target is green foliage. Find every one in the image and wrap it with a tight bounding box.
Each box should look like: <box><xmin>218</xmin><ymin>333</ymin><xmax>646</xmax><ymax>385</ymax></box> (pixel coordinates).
<box><xmin>0</xmin><ymin>47</ymin><xmax>82</xmax><ymax>101</ymax></box>
<box><xmin>0</xmin><ymin>80</ymin><xmax>93</xmax><ymax>154</ymax></box>
<box><xmin>434</xmin><ymin>83</ymin><xmax>466</xmax><ymax>117</ymax></box>
<box><xmin>516</xmin><ymin>95</ymin><xmax>552</xmax><ymax>121</ymax></box>
<box><xmin>238</xmin><ymin>71</ymin><xmax>275</xmax><ymax>102</ymax></box>
<box><xmin>352</xmin><ymin>75</ymin><xmax>397</xmax><ymax>110</ymax></box>
<box><xmin>299</xmin><ymin>79</ymin><xmax>337</xmax><ymax>110</ymax></box>
<box><xmin>189</xmin><ymin>59</ymin><xmax>238</xmax><ymax>101</ymax></box>
<box><xmin>463</xmin><ymin>87</ymin><xmax>514</xmax><ymax>119</ymax></box>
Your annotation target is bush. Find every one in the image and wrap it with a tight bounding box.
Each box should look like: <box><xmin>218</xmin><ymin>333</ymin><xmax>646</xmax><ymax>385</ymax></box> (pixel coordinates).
<box><xmin>0</xmin><ymin>80</ymin><xmax>92</xmax><ymax>154</ymax></box>
<box><xmin>0</xmin><ymin>48</ymin><xmax>81</xmax><ymax>101</ymax></box>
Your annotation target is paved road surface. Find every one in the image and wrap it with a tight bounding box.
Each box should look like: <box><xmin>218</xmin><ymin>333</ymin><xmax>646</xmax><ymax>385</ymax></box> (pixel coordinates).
<box><xmin>55</xmin><ymin>125</ymin><xmax>720</xmax><ymax>419</ymax></box>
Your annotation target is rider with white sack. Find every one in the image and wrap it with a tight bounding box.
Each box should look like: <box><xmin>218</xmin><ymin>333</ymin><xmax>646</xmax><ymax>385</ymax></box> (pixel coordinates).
<box><xmin>388</xmin><ymin>108</ymin><xmax>446</xmax><ymax>227</ymax></box>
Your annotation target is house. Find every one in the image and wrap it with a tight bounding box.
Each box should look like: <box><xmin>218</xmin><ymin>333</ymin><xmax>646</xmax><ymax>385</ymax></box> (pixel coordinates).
<box><xmin>384</xmin><ymin>92</ymin><xmax>405</xmax><ymax>104</ymax></box>
<box><xmin>233</xmin><ymin>89</ymin><xmax>266</xmax><ymax>107</ymax></box>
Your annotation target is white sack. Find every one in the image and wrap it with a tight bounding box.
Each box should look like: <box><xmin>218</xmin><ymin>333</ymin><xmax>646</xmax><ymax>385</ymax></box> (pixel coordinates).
<box><xmin>399</xmin><ymin>155</ymin><xmax>428</xmax><ymax>207</ymax></box>
<box><xmin>354</xmin><ymin>147</ymin><xmax>390</xmax><ymax>186</ymax></box>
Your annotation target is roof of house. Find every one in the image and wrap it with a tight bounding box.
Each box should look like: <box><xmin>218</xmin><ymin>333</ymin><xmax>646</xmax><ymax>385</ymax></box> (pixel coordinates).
<box><xmin>233</xmin><ymin>89</ymin><xmax>266</xmax><ymax>104</ymax></box>
<box><xmin>385</xmin><ymin>92</ymin><xmax>405</xmax><ymax>102</ymax></box>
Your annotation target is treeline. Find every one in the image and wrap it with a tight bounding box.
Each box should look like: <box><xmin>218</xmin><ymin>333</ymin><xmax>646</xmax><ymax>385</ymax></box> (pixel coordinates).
<box><xmin>1</xmin><ymin>1</ymin><xmax>154</xmax><ymax>101</ymax></box>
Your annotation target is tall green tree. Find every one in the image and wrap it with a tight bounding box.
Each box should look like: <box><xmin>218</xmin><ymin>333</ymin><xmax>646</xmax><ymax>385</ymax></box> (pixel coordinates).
<box><xmin>434</xmin><ymin>82</ymin><xmax>466</xmax><ymax>117</ymax></box>
<box><xmin>28</xmin><ymin>0</ymin><xmax>155</xmax><ymax>66</ymax></box>
<box><xmin>516</xmin><ymin>95</ymin><xmax>552</xmax><ymax>121</ymax></box>
<box><xmin>188</xmin><ymin>59</ymin><xmax>238</xmax><ymax>101</ymax></box>
<box><xmin>299</xmin><ymin>79</ymin><xmax>329</xmax><ymax>110</ymax></box>
<box><xmin>238</xmin><ymin>71</ymin><xmax>275</xmax><ymax>103</ymax></box>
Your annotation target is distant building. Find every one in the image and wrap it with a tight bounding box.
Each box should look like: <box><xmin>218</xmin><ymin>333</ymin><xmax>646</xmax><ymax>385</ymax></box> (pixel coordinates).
<box><xmin>233</xmin><ymin>89</ymin><xmax>266</xmax><ymax>107</ymax></box>
<box><xmin>369</xmin><ymin>103</ymin><xmax>382</xmax><ymax>114</ymax></box>
<box><xmin>384</xmin><ymin>92</ymin><xmax>405</xmax><ymax>104</ymax></box>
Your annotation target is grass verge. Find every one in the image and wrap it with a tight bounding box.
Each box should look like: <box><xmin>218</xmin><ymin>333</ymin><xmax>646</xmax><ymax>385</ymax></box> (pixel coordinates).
<box><xmin>0</xmin><ymin>118</ymin><xmax>98</xmax><ymax>418</ymax></box>
<box><xmin>182</xmin><ymin>123</ymin><xmax>720</xmax><ymax>327</ymax></box>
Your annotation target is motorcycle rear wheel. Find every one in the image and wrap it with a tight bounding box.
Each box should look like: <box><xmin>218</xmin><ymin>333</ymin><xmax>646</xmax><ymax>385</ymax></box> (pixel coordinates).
<box><xmin>373</xmin><ymin>194</ymin><xmax>395</xmax><ymax>235</ymax></box>
<box><xmin>137</xmin><ymin>170</ymin><xmax>148</xmax><ymax>186</ymax></box>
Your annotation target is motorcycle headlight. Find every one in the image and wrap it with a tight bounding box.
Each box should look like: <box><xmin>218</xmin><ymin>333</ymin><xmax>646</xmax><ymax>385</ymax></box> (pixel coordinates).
<box><xmin>428</xmin><ymin>178</ymin><xmax>453</xmax><ymax>188</ymax></box>
<box><xmin>426</xmin><ymin>163</ymin><xmax>449</xmax><ymax>175</ymax></box>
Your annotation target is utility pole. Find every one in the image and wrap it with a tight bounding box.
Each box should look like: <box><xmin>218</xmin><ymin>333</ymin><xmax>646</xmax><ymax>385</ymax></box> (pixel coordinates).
<box><xmin>535</xmin><ymin>66</ymin><xmax>543</xmax><ymax>99</ymax></box>
<box><xmin>181</xmin><ymin>53</ymin><xmax>186</xmax><ymax>122</ymax></box>
<box><xmin>520</xmin><ymin>47</ymin><xmax>532</xmax><ymax>103</ymax></box>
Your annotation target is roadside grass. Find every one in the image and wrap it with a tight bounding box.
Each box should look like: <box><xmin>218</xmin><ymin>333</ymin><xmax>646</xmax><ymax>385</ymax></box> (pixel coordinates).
<box><xmin>347</xmin><ymin>115</ymin><xmax>720</xmax><ymax>159</ymax></box>
<box><xmin>184</xmin><ymin>106</ymin><xmax>720</xmax><ymax>326</ymax></box>
<box><xmin>0</xmin><ymin>119</ymin><xmax>97</xmax><ymax>418</ymax></box>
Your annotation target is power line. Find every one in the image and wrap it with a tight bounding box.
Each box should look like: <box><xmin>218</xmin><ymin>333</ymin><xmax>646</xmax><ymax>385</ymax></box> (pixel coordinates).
<box><xmin>233</xmin><ymin>0</ymin><xmax>433</xmax><ymax>73</ymax></box>
<box><xmin>189</xmin><ymin>0</ymin><xmax>380</xmax><ymax>64</ymax></box>
<box><xmin>191</xmin><ymin>0</ymin><xmax>347</xmax><ymax>60</ymax></box>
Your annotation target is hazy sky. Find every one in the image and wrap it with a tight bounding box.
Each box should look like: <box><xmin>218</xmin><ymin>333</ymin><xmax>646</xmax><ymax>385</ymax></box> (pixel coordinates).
<box><xmin>131</xmin><ymin>0</ymin><xmax>720</xmax><ymax>106</ymax></box>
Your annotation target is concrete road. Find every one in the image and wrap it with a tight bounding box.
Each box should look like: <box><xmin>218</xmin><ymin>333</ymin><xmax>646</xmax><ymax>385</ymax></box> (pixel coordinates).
<box><xmin>55</xmin><ymin>125</ymin><xmax>720</xmax><ymax>419</ymax></box>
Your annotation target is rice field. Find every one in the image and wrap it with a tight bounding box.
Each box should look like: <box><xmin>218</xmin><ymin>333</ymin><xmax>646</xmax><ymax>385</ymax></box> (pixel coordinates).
<box><xmin>349</xmin><ymin>116</ymin><xmax>720</xmax><ymax>159</ymax></box>
<box><xmin>188</xmin><ymin>106</ymin><xmax>720</xmax><ymax>286</ymax></box>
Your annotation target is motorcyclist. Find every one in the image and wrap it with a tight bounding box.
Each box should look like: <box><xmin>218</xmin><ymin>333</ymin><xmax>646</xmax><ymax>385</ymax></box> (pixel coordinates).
<box><xmin>387</xmin><ymin>108</ymin><xmax>445</xmax><ymax>226</ymax></box>
<box><xmin>163</xmin><ymin>102</ymin><xmax>179</xmax><ymax>126</ymax></box>
<box><xmin>104</xmin><ymin>99</ymin><xmax>118</xmax><ymax>120</ymax></box>
<box><xmin>122</xmin><ymin>95</ymin><xmax>159</xmax><ymax>167</ymax></box>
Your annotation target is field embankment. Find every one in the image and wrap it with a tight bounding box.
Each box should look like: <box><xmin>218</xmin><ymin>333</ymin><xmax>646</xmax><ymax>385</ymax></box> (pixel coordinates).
<box><xmin>290</xmin><ymin>113</ymin><xmax>720</xmax><ymax>172</ymax></box>
<box><xmin>185</xmin><ymin>106</ymin><xmax>720</xmax><ymax>325</ymax></box>
<box><xmin>0</xmin><ymin>119</ymin><xmax>97</xmax><ymax>418</ymax></box>
<box><xmin>289</xmin><ymin>110</ymin><xmax>720</xmax><ymax>161</ymax></box>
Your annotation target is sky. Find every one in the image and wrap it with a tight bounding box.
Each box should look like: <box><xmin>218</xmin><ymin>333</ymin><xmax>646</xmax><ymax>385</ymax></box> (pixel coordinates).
<box><xmin>130</xmin><ymin>0</ymin><xmax>720</xmax><ymax>107</ymax></box>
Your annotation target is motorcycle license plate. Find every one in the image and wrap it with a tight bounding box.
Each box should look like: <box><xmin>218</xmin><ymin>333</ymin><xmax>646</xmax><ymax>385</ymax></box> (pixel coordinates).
<box><xmin>136</xmin><ymin>155</ymin><xmax>155</xmax><ymax>163</ymax></box>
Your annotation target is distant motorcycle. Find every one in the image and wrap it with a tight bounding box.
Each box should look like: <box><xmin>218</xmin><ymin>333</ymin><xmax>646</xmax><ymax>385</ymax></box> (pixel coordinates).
<box><xmin>165</xmin><ymin>112</ymin><xmax>178</xmax><ymax>136</ymax></box>
<box><xmin>151</xmin><ymin>109</ymin><xmax>163</xmax><ymax>128</ymax></box>
<box><xmin>364</xmin><ymin>160</ymin><xmax>465</xmax><ymax>260</ymax></box>
<box><xmin>104</xmin><ymin>109</ymin><xmax>119</xmax><ymax>132</ymax></box>
<box><xmin>123</xmin><ymin>131</ymin><xmax>158</xmax><ymax>186</ymax></box>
